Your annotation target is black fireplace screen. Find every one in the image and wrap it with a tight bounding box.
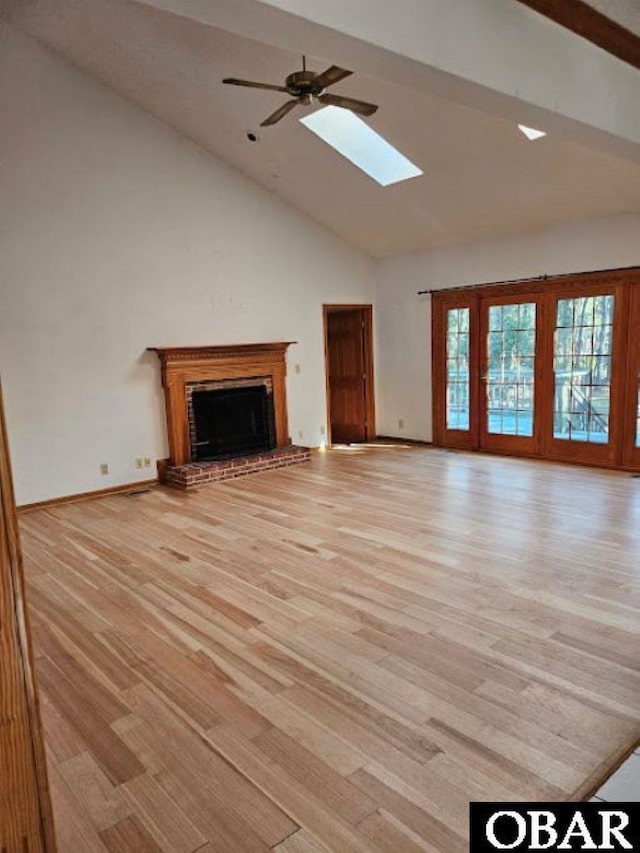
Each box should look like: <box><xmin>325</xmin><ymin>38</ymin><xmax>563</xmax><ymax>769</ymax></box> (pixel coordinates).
<box><xmin>190</xmin><ymin>384</ymin><xmax>276</xmax><ymax>462</ymax></box>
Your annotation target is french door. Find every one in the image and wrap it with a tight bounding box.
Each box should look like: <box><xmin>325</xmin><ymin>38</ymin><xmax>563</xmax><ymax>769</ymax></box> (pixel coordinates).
<box><xmin>546</xmin><ymin>282</ymin><xmax>626</xmax><ymax>467</ymax></box>
<box><xmin>479</xmin><ymin>294</ymin><xmax>543</xmax><ymax>456</ymax></box>
<box><xmin>432</xmin><ymin>269</ymin><xmax>640</xmax><ymax>471</ymax></box>
<box><xmin>433</xmin><ymin>294</ymin><xmax>478</xmax><ymax>449</ymax></box>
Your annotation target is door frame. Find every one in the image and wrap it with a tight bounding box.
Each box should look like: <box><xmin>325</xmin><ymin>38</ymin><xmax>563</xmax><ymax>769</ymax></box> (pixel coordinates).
<box><xmin>623</xmin><ymin>284</ymin><xmax>640</xmax><ymax>469</ymax></box>
<box><xmin>0</xmin><ymin>377</ymin><xmax>57</xmax><ymax>851</ymax></box>
<box><xmin>323</xmin><ymin>304</ymin><xmax>376</xmax><ymax>446</ymax></box>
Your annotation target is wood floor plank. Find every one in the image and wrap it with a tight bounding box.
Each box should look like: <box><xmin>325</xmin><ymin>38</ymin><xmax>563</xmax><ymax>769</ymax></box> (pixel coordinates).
<box><xmin>280</xmin><ymin>682</ymin><xmax>438</xmax><ymax>779</ymax></box>
<box><xmin>39</xmin><ymin>698</ymin><xmax>86</xmax><ymax>765</ymax></box>
<box><xmin>37</xmin><ymin>658</ymin><xmax>145</xmax><ymax>786</ymax></box>
<box><xmin>47</xmin><ymin>762</ymin><xmax>110</xmax><ymax>853</ymax></box>
<box><xmin>273</xmin><ymin>828</ymin><xmax>330</xmax><ymax>852</ymax></box>
<box><xmin>204</xmin><ymin>724</ymin><xmax>380</xmax><ymax>853</ymax></box>
<box><xmin>121</xmin><ymin>773</ymin><xmax>208</xmax><ymax>853</ymax></box>
<box><xmin>18</xmin><ymin>446</ymin><xmax>640</xmax><ymax>851</ymax></box>
<box><xmin>117</xmin><ymin>685</ymin><xmax>298</xmax><ymax>849</ymax></box>
<box><xmin>356</xmin><ymin>809</ymin><xmax>432</xmax><ymax>853</ymax></box>
<box><xmin>251</xmin><ymin>727</ymin><xmax>377</xmax><ymax>824</ymax></box>
<box><xmin>57</xmin><ymin>751</ymin><xmax>131</xmax><ymax>832</ymax></box>
<box><xmin>99</xmin><ymin>815</ymin><xmax>163</xmax><ymax>853</ymax></box>
<box><xmin>348</xmin><ymin>767</ymin><xmax>467</xmax><ymax>853</ymax></box>
<box><xmin>224</xmin><ymin>677</ymin><xmax>369</xmax><ymax>776</ymax></box>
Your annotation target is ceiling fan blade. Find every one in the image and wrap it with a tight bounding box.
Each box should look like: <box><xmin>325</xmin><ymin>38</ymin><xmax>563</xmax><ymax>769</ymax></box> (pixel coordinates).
<box><xmin>313</xmin><ymin>65</ymin><xmax>353</xmax><ymax>89</ymax></box>
<box><xmin>222</xmin><ymin>78</ymin><xmax>288</xmax><ymax>93</ymax></box>
<box><xmin>318</xmin><ymin>93</ymin><xmax>378</xmax><ymax>116</ymax></box>
<box><xmin>260</xmin><ymin>98</ymin><xmax>301</xmax><ymax>126</ymax></box>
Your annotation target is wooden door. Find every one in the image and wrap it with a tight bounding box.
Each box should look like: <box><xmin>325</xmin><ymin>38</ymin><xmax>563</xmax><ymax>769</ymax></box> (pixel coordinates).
<box><xmin>544</xmin><ymin>282</ymin><xmax>626</xmax><ymax>468</ymax></box>
<box><xmin>325</xmin><ymin>307</ymin><xmax>374</xmax><ymax>444</ymax></box>
<box><xmin>0</xmin><ymin>379</ymin><xmax>57</xmax><ymax>852</ymax></box>
<box><xmin>432</xmin><ymin>294</ymin><xmax>479</xmax><ymax>449</ymax></box>
<box><xmin>479</xmin><ymin>293</ymin><xmax>544</xmax><ymax>456</ymax></box>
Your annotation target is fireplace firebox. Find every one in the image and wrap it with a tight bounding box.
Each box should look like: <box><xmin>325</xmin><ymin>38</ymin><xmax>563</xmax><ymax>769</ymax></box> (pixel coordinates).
<box><xmin>188</xmin><ymin>381</ymin><xmax>276</xmax><ymax>462</ymax></box>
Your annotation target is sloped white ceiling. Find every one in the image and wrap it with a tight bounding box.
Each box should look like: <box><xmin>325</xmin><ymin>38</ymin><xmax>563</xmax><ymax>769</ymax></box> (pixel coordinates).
<box><xmin>3</xmin><ymin>0</ymin><xmax>640</xmax><ymax>256</ymax></box>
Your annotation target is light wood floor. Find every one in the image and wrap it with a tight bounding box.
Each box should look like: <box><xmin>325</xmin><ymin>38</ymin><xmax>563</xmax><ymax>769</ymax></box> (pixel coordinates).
<box><xmin>20</xmin><ymin>445</ymin><xmax>640</xmax><ymax>852</ymax></box>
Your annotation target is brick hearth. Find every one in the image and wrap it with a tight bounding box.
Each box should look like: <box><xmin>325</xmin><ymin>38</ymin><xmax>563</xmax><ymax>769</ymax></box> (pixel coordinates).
<box><xmin>165</xmin><ymin>445</ymin><xmax>311</xmax><ymax>490</ymax></box>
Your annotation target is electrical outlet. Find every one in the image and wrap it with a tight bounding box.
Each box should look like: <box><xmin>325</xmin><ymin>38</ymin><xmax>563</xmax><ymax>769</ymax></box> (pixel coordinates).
<box><xmin>297</xmin><ymin>430</ymin><xmax>304</xmax><ymax>440</ymax></box>
<box><xmin>134</xmin><ymin>457</ymin><xmax>144</xmax><ymax>470</ymax></box>
<box><xmin>143</xmin><ymin>457</ymin><xmax>151</xmax><ymax>468</ymax></box>
<box><xmin>100</xmin><ymin>463</ymin><xmax>109</xmax><ymax>476</ymax></box>
<box><xmin>398</xmin><ymin>418</ymin><xmax>405</xmax><ymax>429</ymax></box>
<box><xmin>320</xmin><ymin>425</ymin><xmax>326</xmax><ymax>435</ymax></box>
<box><xmin>294</xmin><ymin>363</ymin><xmax>301</xmax><ymax>374</ymax></box>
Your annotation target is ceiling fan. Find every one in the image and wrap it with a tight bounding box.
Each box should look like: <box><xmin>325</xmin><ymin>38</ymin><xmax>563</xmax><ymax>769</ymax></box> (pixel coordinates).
<box><xmin>222</xmin><ymin>56</ymin><xmax>379</xmax><ymax>127</ymax></box>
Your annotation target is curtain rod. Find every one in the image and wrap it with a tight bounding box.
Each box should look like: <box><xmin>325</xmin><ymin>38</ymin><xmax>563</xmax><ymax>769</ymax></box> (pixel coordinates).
<box><xmin>416</xmin><ymin>265</ymin><xmax>639</xmax><ymax>296</ymax></box>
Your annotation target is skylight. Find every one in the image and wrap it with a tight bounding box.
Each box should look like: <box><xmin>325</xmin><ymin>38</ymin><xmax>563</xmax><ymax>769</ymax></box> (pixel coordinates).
<box><xmin>518</xmin><ymin>124</ymin><xmax>547</xmax><ymax>141</ymax></box>
<box><xmin>300</xmin><ymin>106</ymin><xmax>423</xmax><ymax>187</ymax></box>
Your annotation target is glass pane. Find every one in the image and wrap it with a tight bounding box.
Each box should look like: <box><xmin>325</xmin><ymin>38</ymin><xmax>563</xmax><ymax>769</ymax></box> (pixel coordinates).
<box><xmin>519</xmin><ymin>303</ymin><xmax>536</xmax><ymax>330</ymax></box>
<box><xmin>490</xmin><ymin>306</ymin><xmax>503</xmax><ymax>331</ymax></box>
<box><xmin>573</xmin><ymin>297</ymin><xmax>595</xmax><ymax>327</ymax></box>
<box><xmin>518</xmin><ymin>328</ymin><xmax>535</xmax><ymax>357</ymax></box>
<box><xmin>486</xmin><ymin>302</ymin><xmax>536</xmax><ymax>437</ymax></box>
<box><xmin>446</xmin><ymin>307</ymin><xmax>470</xmax><ymax>431</ymax></box>
<box><xmin>553</xmin><ymin>294</ymin><xmax>614</xmax><ymax>444</ymax></box>
<box><xmin>557</xmin><ymin>299</ymin><xmax>574</xmax><ymax>328</ymax></box>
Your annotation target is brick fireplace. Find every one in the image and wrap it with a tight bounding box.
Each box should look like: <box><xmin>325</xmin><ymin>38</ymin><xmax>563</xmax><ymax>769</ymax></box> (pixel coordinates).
<box><xmin>149</xmin><ymin>343</ymin><xmax>310</xmax><ymax>489</ymax></box>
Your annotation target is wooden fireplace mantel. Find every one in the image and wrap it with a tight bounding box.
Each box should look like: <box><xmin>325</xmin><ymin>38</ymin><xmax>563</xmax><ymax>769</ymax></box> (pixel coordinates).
<box><xmin>149</xmin><ymin>343</ymin><xmax>296</xmax><ymax>467</ymax></box>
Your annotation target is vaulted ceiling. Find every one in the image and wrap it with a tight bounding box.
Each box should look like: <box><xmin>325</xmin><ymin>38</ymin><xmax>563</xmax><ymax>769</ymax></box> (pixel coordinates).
<box><xmin>3</xmin><ymin>0</ymin><xmax>639</xmax><ymax>257</ymax></box>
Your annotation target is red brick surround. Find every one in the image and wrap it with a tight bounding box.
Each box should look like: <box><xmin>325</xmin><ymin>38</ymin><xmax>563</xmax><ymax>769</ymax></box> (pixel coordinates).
<box><xmin>165</xmin><ymin>445</ymin><xmax>311</xmax><ymax>490</ymax></box>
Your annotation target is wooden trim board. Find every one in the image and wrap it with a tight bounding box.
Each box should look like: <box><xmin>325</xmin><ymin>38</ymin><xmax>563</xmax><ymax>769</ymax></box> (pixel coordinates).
<box><xmin>18</xmin><ymin>479</ymin><xmax>159</xmax><ymax>515</ymax></box>
<box><xmin>375</xmin><ymin>436</ymin><xmax>434</xmax><ymax>447</ymax></box>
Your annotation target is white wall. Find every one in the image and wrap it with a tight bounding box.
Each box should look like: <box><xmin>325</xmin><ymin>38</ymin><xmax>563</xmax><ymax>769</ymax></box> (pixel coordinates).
<box><xmin>0</xmin><ymin>23</ymin><xmax>373</xmax><ymax>505</ymax></box>
<box><xmin>374</xmin><ymin>213</ymin><xmax>640</xmax><ymax>442</ymax></box>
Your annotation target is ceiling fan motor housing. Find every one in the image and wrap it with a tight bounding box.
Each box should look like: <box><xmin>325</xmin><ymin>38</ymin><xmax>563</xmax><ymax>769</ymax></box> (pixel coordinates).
<box><xmin>285</xmin><ymin>70</ymin><xmax>321</xmax><ymax>96</ymax></box>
